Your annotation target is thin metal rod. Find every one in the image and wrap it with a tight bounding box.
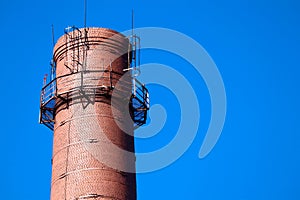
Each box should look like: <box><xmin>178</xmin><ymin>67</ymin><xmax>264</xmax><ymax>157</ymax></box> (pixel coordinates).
<box><xmin>84</xmin><ymin>0</ymin><xmax>87</xmax><ymax>28</ymax></box>
<box><xmin>51</xmin><ymin>24</ymin><xmax>55</xmax><ymax>48</ymax></box>
<box><xmin>132</xmin><ymin>9</ymin><xmax>134</xmax><ymax>37</ymax></box>
<box><xmin>51</xmin><ymin>24</ymin><xmax>56</xmax><ymax>81</ymax></box>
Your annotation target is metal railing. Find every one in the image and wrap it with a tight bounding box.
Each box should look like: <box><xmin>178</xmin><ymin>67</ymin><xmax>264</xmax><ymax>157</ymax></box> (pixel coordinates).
<box><xmin>40</xmin><ymin>70</ymin><xmax>149</xmax><ymax>130</ymax></box>
<box><xmin>131</xmin><ymin>79</ymin><xmax>149</xmax><ymax>128</ymax></box>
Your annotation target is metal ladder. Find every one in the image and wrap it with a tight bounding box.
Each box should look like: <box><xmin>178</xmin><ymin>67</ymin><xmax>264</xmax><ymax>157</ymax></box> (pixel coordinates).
<box><xmin>64</xmin><ymin>26</ymin><xmax>82</xmax><ymax>73</ymax></box>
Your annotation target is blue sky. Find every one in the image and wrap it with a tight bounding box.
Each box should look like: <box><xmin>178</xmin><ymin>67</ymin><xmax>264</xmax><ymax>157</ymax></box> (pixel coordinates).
<box><xmin>1</xmin><ymin>0</ymin><xmax>299</xmax><ymax>199</ymax></box>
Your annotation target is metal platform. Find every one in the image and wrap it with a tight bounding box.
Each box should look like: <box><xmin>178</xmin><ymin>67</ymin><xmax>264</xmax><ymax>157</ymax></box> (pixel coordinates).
<box><xmin>39</xmin><ymin>71</ymin><xmax>149</xmax><ymax>130</ymax></box>
<box><xmin>130</xmin><ymin>79</ymin><xmax>149</xmax><ymax>128</ymax></box>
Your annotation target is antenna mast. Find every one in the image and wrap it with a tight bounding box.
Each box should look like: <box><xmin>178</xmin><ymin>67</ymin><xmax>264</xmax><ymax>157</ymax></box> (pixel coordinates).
<box><xmin>132</xmin><ymin>9</ymin><xmax>134</xmax><ymax>36</ymax></box>
<box><xmin>51</xmin><ymin>24</ymin><xmax>55</xmax><ymax>48</ymax></box>
<box><xmin>84</xmin><ymin>0</ymin><xmax>87</xmax><ymax>28</ymax></box>
<box><xmin>50</xmin><ymin>25</ymin><xmax>56</xmax><ymax>81</ymax></box>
